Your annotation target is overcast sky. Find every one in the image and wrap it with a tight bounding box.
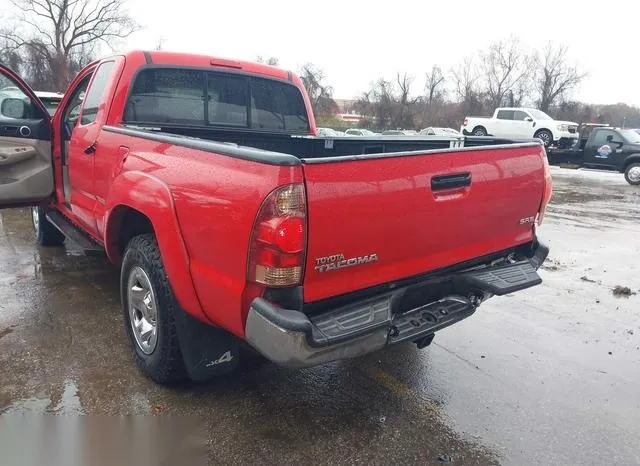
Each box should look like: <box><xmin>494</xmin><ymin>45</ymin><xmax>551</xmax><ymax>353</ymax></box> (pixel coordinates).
<box><xmin>3</xmin><ymin>0</ymin><xmax>639</xmax><ymax>105</ymax></box>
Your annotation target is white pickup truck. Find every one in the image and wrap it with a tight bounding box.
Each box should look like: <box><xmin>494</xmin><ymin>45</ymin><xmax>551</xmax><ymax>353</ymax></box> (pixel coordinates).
<box><xmin>461</xmin><ymin>107</ymin><xmax>579</xmax><ymax>148</ymax></box>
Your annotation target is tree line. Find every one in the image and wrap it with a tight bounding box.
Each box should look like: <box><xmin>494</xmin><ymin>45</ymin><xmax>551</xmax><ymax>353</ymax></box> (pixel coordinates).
<box><xmin>316</xmin><ymin>38</ymin><xmax>640</xmax><ymax>130</ymax></box>
<box><xmin>1</xmin><ymin>2</ymin><xmax>639</xmax><ymax>130</ymax></box>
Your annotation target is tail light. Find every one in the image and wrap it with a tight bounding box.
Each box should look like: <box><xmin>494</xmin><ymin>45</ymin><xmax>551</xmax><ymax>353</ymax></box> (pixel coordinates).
<box><xmin>248</xmin><ymin>183</ymin><xmax>307</xmax><ymax>287</ymax></box>
<box><xmin>536</xmin><ymin>151</ymin><xmax>553</xmax><ymax>225</ymax></box>
<box><xmin>463</xmin><ymin>118</ymin><xmax>468</xmax><ymax>127</ymax></box>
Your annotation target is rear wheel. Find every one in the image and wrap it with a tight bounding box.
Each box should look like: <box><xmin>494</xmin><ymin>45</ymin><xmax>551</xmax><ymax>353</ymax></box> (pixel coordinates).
<box><xmin>32</xmin><ymin>206</ymin><xmax>65</xmax><ymax>246</ymax></box>
<box><xmin>534</xmin><ymin>129</ymin><xmax>553</xmax><ymax>148</ymax></box>
<box><xmin>472</xmin><ymin>126</ymin><xmax>487</xmax><ymax>136</ymax></box>
<box><xmin>624</xmin><ymin>163</ymin><xmax>640</xmax><ymax>185</ymax></box>
<box><xmin>121</xmin><ymin>234</ymin><xmax>186</xmax><ymax>384</ymax></box>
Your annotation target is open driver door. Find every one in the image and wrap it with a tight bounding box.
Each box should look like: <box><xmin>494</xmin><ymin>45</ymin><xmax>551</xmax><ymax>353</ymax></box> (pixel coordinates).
<box><xmin>0</xmin><ymin>64</ymin><xmax>53</xmax><ymax>208</ymax></box>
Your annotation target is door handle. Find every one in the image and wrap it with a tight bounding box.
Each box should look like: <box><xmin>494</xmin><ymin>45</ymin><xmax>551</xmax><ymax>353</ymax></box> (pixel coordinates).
<box><xmin>84</xmin><ymin>141</ymin><xmax>97</xmax><ymax>155</ymax></box>
<box><xmin>431</xmin><ymin>172</ymin><xmax>472</xmax><ymax>191</ymax></box>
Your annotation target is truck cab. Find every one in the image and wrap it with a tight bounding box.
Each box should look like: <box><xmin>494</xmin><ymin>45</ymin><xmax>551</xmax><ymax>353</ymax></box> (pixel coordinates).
<box><xmin>582</xmin><ymin>127</ymin><xmax>640</xmax><ymax>184</ymax></box>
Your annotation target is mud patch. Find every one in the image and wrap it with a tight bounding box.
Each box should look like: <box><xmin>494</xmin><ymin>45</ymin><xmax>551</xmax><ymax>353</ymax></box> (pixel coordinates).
<box><xmin>612</xmin><ymin>286</ymin><xmax>636</xmax><ymax>298</ymax></box>
<box><xmin>580</xmin><ymin>276</ymin><xmax>597</xmax><ymax>283</ymax></box>
<box><xmin>550</xmin><ymin>189</ymin><xmax>624</xmax><ymax>205</ymax></box>
<box><xmin>541</xmin><ymin>258</ymin><xmax>563</xmax><ymax>272</ymax></box>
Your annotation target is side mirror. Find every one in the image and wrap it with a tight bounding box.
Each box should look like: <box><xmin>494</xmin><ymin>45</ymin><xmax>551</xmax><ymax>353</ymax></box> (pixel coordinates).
<box><xmin>606</xmin><ymin>135</ymin><xmax>614</xmax><ymax>142</ymax></box>
<box><xmin>525</xmin><ymin>117</ymin><xmax>533</xmax><ymax>122</ymax></box>
<box><xmin>1</xmin><ymin>97</ymin><xmax>28</xmax><ymax>119</ymax></box>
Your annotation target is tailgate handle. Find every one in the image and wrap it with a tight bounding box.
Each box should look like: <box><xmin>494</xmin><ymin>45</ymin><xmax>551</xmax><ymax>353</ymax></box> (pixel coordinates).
<box><xmin>431</xmin><ymin>172</ymin><xmax>471</xmax><ymax>191</ymax></box>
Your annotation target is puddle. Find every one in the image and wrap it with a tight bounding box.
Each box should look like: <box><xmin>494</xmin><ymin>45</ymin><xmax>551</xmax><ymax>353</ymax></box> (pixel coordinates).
<box><xmin>2</xmin><ymin>379</ymin><xmax>85</xmax><ymax>415</ymax></box>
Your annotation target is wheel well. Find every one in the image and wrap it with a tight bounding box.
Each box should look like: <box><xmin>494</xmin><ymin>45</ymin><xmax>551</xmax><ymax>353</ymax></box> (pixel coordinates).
<box><xmin>534</xmin><ymin>128</ymin><xmax>552</xmax><ymax>136</ymax></box>
<box><xmin>623</xmin><ymin>157</ymin><xmax>640</xmax><ymax>170</ymax></box>
<box><xmin>106</xmin><ymin>206</ymin><xmax>155</xmax><ymax>263</ymax></box>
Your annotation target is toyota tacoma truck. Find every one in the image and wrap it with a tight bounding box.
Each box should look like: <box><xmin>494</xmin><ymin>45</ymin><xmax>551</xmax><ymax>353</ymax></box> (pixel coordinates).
<box><xmin>0</xmin><ymin>51</ymin><xmax>551</xmax><ymax>384</ymax></box>
<box><xmin>461</xmin><ymin>107</ymin><xmax>579</xmax><ymax>149</ymax></box>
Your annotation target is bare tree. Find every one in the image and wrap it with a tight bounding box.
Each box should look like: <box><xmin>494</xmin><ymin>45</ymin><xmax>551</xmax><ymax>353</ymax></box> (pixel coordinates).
<box><xmin>355</xmin><ymin>74</ymin><xmax>418</xmax><ymax>130</ymax></box>
<box><xmin>256</xmin><ymin>56</ymin><xmax>279</xmax><ymax>66</ymax></box>
<box><xmin>424</xmin><ymin>65</ymin><xmax>445</xmax><ymax>108</ymax></box>
<box><xmin>155</xmin><ymin>37</ymin><xmax>166</xmax><ymax>51</ymax></box>
<box><xmin>451</xmin><ymin>56</ymin><xmax>482</xmax><ymax>115</ymax></box>
<box><xmin>299</xmin><ymin>63</ymin><xmax>337</xmax><ymax>118</ymax></box>
<box><xmin>1</xmin><ymin>0</ymin><xmax>138</xmax><ymax>90</ymax></box>
<box><xmin>395</xmin><ymin>72</ymin><xmax>417</xmax><ymax>129</ymax></box>
<box><xmin>479</xmin><ymin>37</ymin><xmax>532</xmax><ymax>109</ymax></box>
<box><xmin>534</xmin><ymin>42</ymin><xmax>586</xmax><ymax>113</ymax></box>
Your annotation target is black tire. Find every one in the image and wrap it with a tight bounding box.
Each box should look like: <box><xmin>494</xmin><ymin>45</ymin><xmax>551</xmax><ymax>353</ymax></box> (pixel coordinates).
<box><xmin>121</xmin><ymin>234</ymin><xmax>186</xmax><ymax>384</ymax></box>
<box><xmin>32</xmin><ymin>205</ymin><xmax>65</xmax><ymax>246</ymax></box>
<box><xmin>472</xmin><ymin>126</ymin><xmax>487</xmax><ymax>136</ymax></box>
<box><xmin>534</xmin><ymin>129</ymin><xmax>553</xmax><ymax>148</ymax></box>
<box><xmin>624</xmin><ymin>162</ymin><xmax>640</xmax><ymax>185</ymax></box>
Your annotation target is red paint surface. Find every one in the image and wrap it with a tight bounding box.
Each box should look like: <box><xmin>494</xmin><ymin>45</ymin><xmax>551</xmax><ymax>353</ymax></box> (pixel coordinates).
<box><xmin>301</xmin><ymin>146</ymin><xmax>546</xmax><ymax>302</ymax></box>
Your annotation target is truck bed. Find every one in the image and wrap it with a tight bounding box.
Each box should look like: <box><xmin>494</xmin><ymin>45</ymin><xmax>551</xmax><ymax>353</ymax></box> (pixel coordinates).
<box><xmin>106</xmin><ymin>124</ymin><xmax>526</xmax><ymax>161</ymax></box>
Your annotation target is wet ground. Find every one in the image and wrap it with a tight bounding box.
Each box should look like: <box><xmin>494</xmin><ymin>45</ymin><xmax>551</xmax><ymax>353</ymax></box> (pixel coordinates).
<box><xmin>1</xmin><ymin>167</ymin><xmax>639</xmax><ymax>465</ymax></box>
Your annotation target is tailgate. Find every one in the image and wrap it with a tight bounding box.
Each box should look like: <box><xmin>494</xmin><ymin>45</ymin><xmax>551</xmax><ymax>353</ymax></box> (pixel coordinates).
<box><xmin>301</xmin><ymin>144</ymin><xmax>546</xmax><ymax>302</ymax></box>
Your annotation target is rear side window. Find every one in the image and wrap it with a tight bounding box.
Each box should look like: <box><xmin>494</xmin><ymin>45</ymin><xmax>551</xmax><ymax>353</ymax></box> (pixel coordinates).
<box><xmin>125</xmin><ymin>69</ymin><xmax>205</xmax><ymax>125</ymax></box>
<box><xmin>496</xmin><ymin>110</ymin><xmax>514</xmax><ymax>120</ymax></box>
<box><xmin>251</xmin><ymin>78</ymin><xmax>309</xmax><ymax>131</ymax></box>
<box><xmin>124</xmin><ymin>68</ymin><xmax>309</xmax><ymax>132</ymax></box>
<box><xmin>81</xmin><ymin>61</ymin><xmax>116</xmax><ymax>125</ymax></box>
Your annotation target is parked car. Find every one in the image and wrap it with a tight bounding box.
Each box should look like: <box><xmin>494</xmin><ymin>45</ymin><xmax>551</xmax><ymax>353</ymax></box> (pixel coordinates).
<box><xmin>381</xmin><ymin>129</ymin><xmax>417</xmax><ymax>136</ymax></box>
<box><xmin>0</xmin><ymin>50</ymin><xmax>551</xmax><ymax>384</ymax></box>
<box><xmin>461</xmin><ymin>107</ymin><xmax>579</xmax><ymax>148</ymax></box>
<box><xmin>316</xmin><ymin>127</ymin><xmax>341</xmax><ymax>137</ymax></box>
<box><xmin>344</xmin><ymin>128</ymin><xmax>377</xmax><ymax>136</ymax></box>
<box><xmin>35</xmin><ymin>91</ymin><xmax>64</xmax><ymax>115</ymax></box>
<box><xmin>420</xmin><ymin>127</ymin><xmax>461</xmax><ymax>136</ymax></box>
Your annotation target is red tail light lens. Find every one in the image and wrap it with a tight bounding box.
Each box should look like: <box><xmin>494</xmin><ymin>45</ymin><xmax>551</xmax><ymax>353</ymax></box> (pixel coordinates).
<box><xmin>537</xmin><ymin>151</ymin><xmax>553</xmax><ymax>225</ymax></box>
<box><xmin>248</xmin><ymin>184</ymin><xmax>307</xmax><ymax>287</ymax></box>
<box><xmin>463</xmin><ymin>118</ymin><xmax>468</xmax><ymax>127</ymax></box>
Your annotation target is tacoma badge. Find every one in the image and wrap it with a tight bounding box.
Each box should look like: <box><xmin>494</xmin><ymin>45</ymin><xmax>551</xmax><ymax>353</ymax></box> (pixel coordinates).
<box><xmin>315</xmin><ymin>253</ymin><xmax>378</xmax><ymax>273</ymax></box>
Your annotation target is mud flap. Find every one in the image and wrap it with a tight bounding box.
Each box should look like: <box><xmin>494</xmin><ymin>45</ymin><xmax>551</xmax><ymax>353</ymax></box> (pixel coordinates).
<box><xmin>172</xmin><ymin>307</ymin><xmax>239</xmax><ymax>382</ymax></box>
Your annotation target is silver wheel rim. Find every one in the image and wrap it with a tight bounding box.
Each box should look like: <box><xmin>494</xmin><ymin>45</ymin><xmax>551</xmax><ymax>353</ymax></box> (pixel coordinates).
<box><xmin>31</xmin><ymin>206</ymin><xmax>39</xmax><ymax>231</ymax></box>
<box><xmin>537</xmin><ymin>132</ymin><xmax>551</xmax><ymax>146</ymax></box>
<box><xmin>127</xmin><ymin>266</ymin><xmax>159</xmax><ymax>355</ymax></box>
<box><xmin>628</xmin><ymin>166</ymin><xmax>640</xmax><ymax>182</ymax></box>
<box><xmin>473</xmin><ymin>129</ymin><xmax>485</xmax><ymax>136</ymax></box>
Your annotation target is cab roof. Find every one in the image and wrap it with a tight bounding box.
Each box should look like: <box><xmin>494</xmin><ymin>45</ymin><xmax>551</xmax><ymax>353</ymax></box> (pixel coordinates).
<box><xmin>100</xmin><ymin>50</ymin><xmax>294</xmax><ymax>82</ymax></box>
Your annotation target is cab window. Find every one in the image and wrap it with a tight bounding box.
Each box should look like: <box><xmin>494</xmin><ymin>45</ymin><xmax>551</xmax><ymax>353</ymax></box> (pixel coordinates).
<box><xmin>496</xmin><ymin>110</ymin><xmax>514</xmax><ymax>120</ymax></box>
<box><xmin>79</xmin><ymin>61</ymin><xmax>116</xmax><ymax>125</ymax></box>
<box><xmin>591</xmin><ymin>129</ymin><xmax>618</xmax><ymax>146</ymax></box>
<box><xmin>124</xmin><ymin>68</ymin><xmax>310</xmax><ymax>133</ymax></box>
<box><xmin>513</xmin><ymin>110</ymin><xmax>529</xmax><ymax>121</ymax></box>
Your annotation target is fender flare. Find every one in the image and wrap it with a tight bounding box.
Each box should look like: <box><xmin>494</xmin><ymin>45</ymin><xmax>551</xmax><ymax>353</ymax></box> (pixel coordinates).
<box><xmin>534</xmin><ymin>127</ymin><xmax>553</xmax><ymax>137</ymax></box>
<box><xmin>102</xmin><ymin>171</ymin><xmax>209</xmax><ymax>323</ymax></box>
<box><xmin>621</xmin><ymin>154</ymin><xmax>640</xmax><ymax>172</ymax></box>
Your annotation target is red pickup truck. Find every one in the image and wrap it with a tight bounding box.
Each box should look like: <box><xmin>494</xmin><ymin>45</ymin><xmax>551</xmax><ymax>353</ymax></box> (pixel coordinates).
<box><xmin>0</xmin><ymin>51</ymin><xmax>552</xmax><ymax>384</ymax></box>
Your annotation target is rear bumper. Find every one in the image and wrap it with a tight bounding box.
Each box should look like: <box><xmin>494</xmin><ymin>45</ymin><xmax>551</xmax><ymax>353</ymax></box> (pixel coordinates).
<box><xmin>245</xmin><ymin>240</ymin><xmax>549</xmax><ymax>368</ymax></box>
